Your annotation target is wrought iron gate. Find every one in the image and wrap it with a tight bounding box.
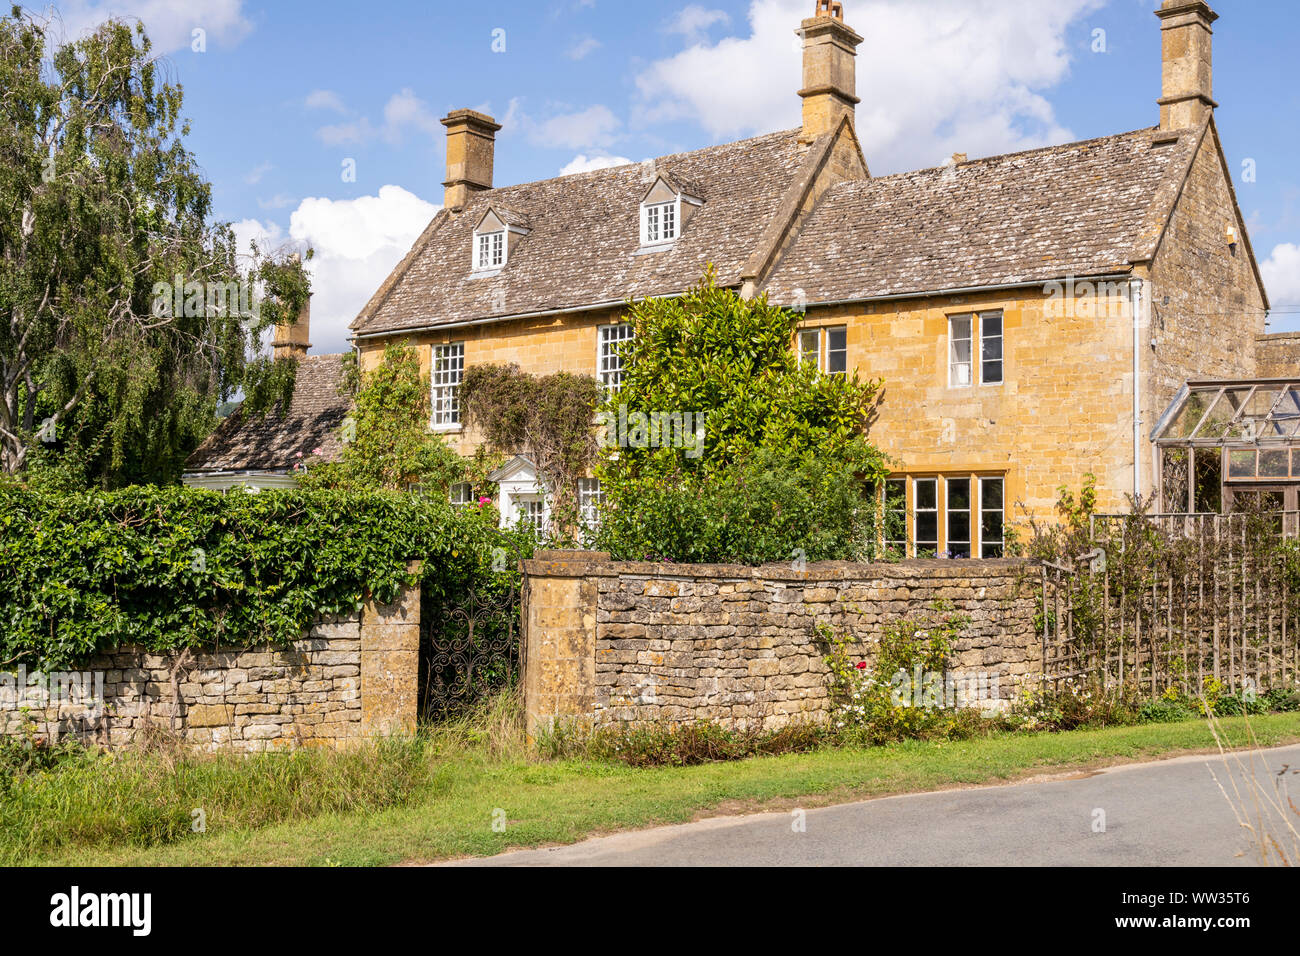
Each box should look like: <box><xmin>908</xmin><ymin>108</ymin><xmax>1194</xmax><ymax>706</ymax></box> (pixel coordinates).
<box><xmin>419</xmin><ymin>582</ymin><xmax>521</xmax><ymax>722</ymax></box>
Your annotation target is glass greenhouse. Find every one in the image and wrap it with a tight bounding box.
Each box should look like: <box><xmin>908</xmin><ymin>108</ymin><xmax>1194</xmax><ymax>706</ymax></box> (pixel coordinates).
<box><xmin>1151</xmin><ymin>379</ymin><xmax>1300</xmax><ymax>513</ymax></box>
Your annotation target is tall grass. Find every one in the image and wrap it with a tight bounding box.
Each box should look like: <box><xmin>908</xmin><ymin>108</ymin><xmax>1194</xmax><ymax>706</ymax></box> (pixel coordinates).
<box><xmin>0</xmin><ymin>687</ymin><xmax>536</xmax><ymax>864</ymax></box>
<box><xmin>419</xmin><ymin>684</ymin><xmax>530</xmax><ymax>763</ymax></box>
<box><xmin>1205</xmin><ymin>712</ymin><xmax>1300</xmax><ymax>865</ymax></box>
<box><xmin>0</xmin><ymin>733</ymin><xmax>432</xmax><ymax>864</ymax></box>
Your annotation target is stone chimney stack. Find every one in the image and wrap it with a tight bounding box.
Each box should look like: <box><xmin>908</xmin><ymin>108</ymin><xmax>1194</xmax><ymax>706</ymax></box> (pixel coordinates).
<box><xmin>272</xmin><ymin>293</ymin><xmax>311</xmax><ymax>361</ymax></box>
<box><xmin>441</xmin><ymin>109</ymin><xmax>501</xmax><ymax>210</ymax></box>
<box><xmin>797</xmin><ymin>0</ymin><xmax>863</xmax><ymax>143</ymax></box>
<box><xmin>1156</xmin><ymin>0</ymin><xmax>1218</xmax><ymax>131</ymax></box>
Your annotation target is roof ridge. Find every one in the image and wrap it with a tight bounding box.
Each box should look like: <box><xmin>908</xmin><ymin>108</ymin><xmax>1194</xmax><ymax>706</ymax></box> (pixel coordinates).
<box><xmin>847</xmin><ymin>126</ymin><xmax>1169</xmax><ymax>185</ymax></box>
<box><xmin>483</xmin><ymin>127</ymin><xmax>803</xmax><ymax>193</ymax></box>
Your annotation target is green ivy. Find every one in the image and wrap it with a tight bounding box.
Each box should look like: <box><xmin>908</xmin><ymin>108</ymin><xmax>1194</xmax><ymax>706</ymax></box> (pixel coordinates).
<box><xmin>0</xmin><ymin>485</ymin><xmax>509</xmax><ymax>670</ymax></box>
<box><xmin>298</xmin><ymin>341</ymin><xmax>462</xmax><ymax>493</ymax></box>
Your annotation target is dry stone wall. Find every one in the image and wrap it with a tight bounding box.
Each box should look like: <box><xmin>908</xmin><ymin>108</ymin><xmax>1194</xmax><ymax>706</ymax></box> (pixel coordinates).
<box><xmin>0</xmin><ymin>577</ymin><xmax>420</xmax><ymax>753</ymax></box>
<box><xmin>523</xmin><ymin>552</ymin><xmax>1040</xmax><ymax>733</ymax></box>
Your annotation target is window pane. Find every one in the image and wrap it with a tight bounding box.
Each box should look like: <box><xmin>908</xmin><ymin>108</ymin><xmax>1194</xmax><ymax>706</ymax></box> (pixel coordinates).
<box><xmin>915</xmin><ymin>477</ymin><xmax>937</xmax><ymax>510</ymax></box>
<box><xmin>980</xmin><ymin>313</ymin><xmax>1003</xmax><ymax>385</ymax></box>
<box><xmin>798</xmin><ymin>330</ymin><xmax>820</xmax><ymax>368</ymax></box>
<box><xmin>980</xmin><ymin>477</ymin><xmax>1005</xmax><ymax>558</ymax></box>
<box><xmin>826</xmin><ymin>327</ymin><xmax>847</xmax><ymax>375</ymax></box>
<box><xmin>884</xmin><ymin>478</ymin><xmax>907</xmax><ymax>554</ymax></box>
<box><xmin>600</xmin><ymin>324</ymin><xmax>634</xmax><ymax>390</ymax></box>
<box><xmin>432</xmin><ymin>343</ymin><xmax>465</xmax><ymax>426</ymax></box>
<box><xmin>946</xmin><ymin>478</ymin><xmax>971</xmax><ymax>559</ymax></box>
<box><xmin>981</xmin><ymin>476</ymin><xmax>1004</xmax><ymax>511</ymax></box>
<box><xmin>1227</xmin><ymin>449</ymin><xmax>1256</xmax><ymax>479</ymax></box>
<box><xmin>914</xmin><ymin>478</ymin><xmax>938</xmax><ymax>557</ymax></box>
<box><xmin>949</xmin><ymin>316</ymin><xmax>972</xmax><ymax>388</ymax></box>
<box><xmin>1260</xmin><ymin>448</ymin><xmax>1289</xmax><ymax>478</ymax></box>
<box><xmin>578</xmin><ymin>478</ymin><xmax>603</xmax><ymax>531</ymax></box>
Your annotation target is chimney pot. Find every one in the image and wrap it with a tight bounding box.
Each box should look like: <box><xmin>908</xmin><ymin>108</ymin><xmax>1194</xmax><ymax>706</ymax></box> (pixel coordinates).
<box><xmin>441</xmin><ymin>109</ymin><xmax>501</xmax><ymax>210</ymax></box>
<box><xmin>797</xmin><ymin>1</ymin><xmax>862</xmax><ymax>143</ymax></box>
<box><xmin>1155</xmin><ymin>0</ymin><xmax>1219</xmax><ymax>131</ymax></box>
<box><xmin>273</xmin><ymin>294</ymin><xmax>311</xmax><ymax>361</ymax></box>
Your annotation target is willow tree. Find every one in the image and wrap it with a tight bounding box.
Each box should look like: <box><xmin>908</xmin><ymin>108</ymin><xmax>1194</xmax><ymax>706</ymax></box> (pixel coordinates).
<box><xmin>0</xmin><ymin>9</ymin><xmax>306</xmax><ymax>486</ymax></box>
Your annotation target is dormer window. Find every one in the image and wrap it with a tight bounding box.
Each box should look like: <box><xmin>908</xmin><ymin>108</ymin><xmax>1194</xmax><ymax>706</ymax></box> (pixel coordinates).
<box><xmin>642</xmin><ymin>201</ymin><xmax>677</xmax><ymax>245</ymax></box>
<box><xmin>475</xmin><ymin>229</ymin><xmax>505</xmax><ymax>270</ymax></box>
<box><xmin>471</xmin><ymin>206</ymin><xmax>531</xmax><ymax>273</ymax></box>
<box><xmin>638</xmin><ymin>174</ymin><xmax>701</xmax><ymax>250</ymax></box>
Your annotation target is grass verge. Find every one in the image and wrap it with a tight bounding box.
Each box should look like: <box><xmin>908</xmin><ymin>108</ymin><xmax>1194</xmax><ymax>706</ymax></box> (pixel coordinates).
<box><xmin>8</xmin><ymin>711</ymin><xmax>1300</xmax><ymax>867</ymax></box>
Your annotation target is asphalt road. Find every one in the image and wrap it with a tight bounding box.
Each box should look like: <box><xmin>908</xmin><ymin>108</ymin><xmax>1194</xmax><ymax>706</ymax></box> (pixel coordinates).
<box><xmin>454</xmin><ymin>744</ymin><xmax>1300</xmax><ymax>866</ymax></box>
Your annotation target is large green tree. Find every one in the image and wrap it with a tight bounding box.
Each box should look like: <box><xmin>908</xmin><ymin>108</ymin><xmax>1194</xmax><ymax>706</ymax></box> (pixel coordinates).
<box><xmin>0</xmin><ymin>9</ymin><xmax>305</xmax><ymax>486</ymax></box>
<box><xmin>596</xmin><ymin>270</ymin><xmax>891</xmax><ymax>563</ymax></box>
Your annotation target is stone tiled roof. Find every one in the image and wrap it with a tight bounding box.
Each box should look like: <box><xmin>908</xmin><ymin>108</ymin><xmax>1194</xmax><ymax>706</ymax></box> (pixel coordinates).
<box><xmin>184</xmin><ymin>354</ymin><xmax>351</xmax><ymax>473</ymax></box>
<box><xmin>351</xmin><ymin>129</ymin><xmax>811</xmax><ymax>337</ymax></box>
<box><xmin>761</xmin><ymin>127</ymin><xmax>1200</xmax><ymax>304</ymax></box>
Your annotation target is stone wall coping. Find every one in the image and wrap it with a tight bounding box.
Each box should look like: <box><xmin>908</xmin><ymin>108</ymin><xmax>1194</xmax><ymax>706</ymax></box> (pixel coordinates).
<box><xmin>524</xmin><ymin>554</ymin><xmax>1033</xmax><ymax>582</ymax></box>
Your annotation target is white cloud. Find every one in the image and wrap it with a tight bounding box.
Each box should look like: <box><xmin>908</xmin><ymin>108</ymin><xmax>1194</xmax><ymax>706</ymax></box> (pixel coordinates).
<box><xmin>243</xmin><ymin>160</ymin><xmax>272</xmax><ymax>185</ymax></box>
<box><xmin>316</xmin><ymin>116</ymin><xmax>375</xmax><ymax>146</ymax></box>
<box><xmin>285</xmin><ymin>186</ymin><xmax>441</xmax><ymax>354</ymax></box>
<box><xmin>380</xmin><ymin>88</ymin><xmax>442</xmax><ymax>141</ymax></box>
<box><xmin>41</xmin><ymin>0</ymin><xmax>252</xmax><ymax>52</ymax></box>
<box><xmin>536</xmin><ymin>104</ymin><xmax>621</xmax><ymax>150</ymax></box>
<box><xmin>304</xmin><ymin>89</ymin><xmax>349</xmax><ymax>114</ymax></box>
<box><xmin>665</xmin><ymin>5</ymin><xmax>730</xmax><ymax>44</ymax></box>
<box><xmin>313</xmin><ymin>88</ymin><xmax>442</xmax><ymax>147</ymax></box>
<box><xmin>229</xmin><ymin>188</ymin><xmax>439</xmax><ymax>355</ymax></box>
<box><xmin>560</xmin><ymin>153</ymin><xmax>635</xmax><ymax>175</ymax></box>
<box><xmin>1262</xmin><ymin>243</ymin><xmax>1300</xmax><ymax>307</ymax></box>
<box><xmin>496</xmin><ymin>98</ymin><xmax>621</xmax><ymax>151</ymax></box>
<box><xmin>635</xmin><ymin>0</ymin><xmax>1101</xmax><ymax>173</ymax></box>
<box><xmin>230</xmin><ymin>217</ymin><xmax>284</xmax><ymax>261</ymax></box>
<box><xmin>566</xmin><ymin>34</ymin><xmax>601</xmax><ymax>60</ymax></box>
<box><xmin>256</xmin><ymin>193</ymin><xmax>296</xmax><ymax>211</ymax></box>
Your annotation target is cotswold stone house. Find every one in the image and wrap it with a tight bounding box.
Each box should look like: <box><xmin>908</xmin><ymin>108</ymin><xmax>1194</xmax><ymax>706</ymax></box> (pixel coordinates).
<box><xmin>339</xmin><ymin>0</ymin><xmax>1279</xmax><ymax>552</ymax></box>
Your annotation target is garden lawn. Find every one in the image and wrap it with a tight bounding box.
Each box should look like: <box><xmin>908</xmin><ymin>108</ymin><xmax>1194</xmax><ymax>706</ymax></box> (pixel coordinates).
<box><xmin>11</xmin><ymin>713</ymin><xmax>1300</xmax><ymax>867</ymax></box>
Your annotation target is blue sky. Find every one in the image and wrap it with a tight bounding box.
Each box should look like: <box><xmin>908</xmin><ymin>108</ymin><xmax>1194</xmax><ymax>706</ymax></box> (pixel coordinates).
<box><xmin>30</xmin><ymin>0</ymin><xmax>1300</xmax><ymax>352</ymax></box>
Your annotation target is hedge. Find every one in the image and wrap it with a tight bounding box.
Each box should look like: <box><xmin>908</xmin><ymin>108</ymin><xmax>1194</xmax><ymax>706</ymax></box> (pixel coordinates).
<box><xmin>0</xmin><ymin>485</ymin><xmax>512</xmax><ymax>671</ymax></box>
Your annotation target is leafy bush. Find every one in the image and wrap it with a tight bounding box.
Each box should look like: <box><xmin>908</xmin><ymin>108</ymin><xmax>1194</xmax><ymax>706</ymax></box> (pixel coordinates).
<box><xmin>0</xmin><ymin>484</ymin><xmax>509</xmax><ymax>670</ymax></box>
<box><xmin>821</xmin><ymin>605</ymin><xmax>996</xmax><ymax>745</ymax></box>
<box><xmin>0</xmin><ymin>730</ymin><xmax>85</xmax><ymax>782</ymax></box>
<box><xmin>1012</xmin><ymin>679</ymin><xmax>1143</xmax><ymax>731</ymax></box>
<box><xmin>596</xmin><ymin>270</ymin><xmax>890</xmax><ymax>564</ymax></box>
<box><xmin>598</xmin><ymin>448</ymin><xmax>880</xmax><ymax>564</ymax></box>
<box><xmin>1010</xmin><ymin>676</ymin><xmax>1300</xmax><ymax>731</ymax></box>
